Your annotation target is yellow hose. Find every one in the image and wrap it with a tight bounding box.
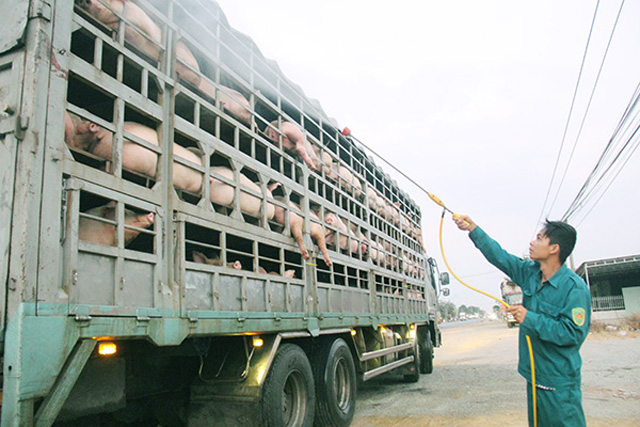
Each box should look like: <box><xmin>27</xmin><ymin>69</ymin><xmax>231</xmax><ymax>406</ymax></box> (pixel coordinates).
<box><xmin>438</xmin><ymin>214</ymin><xmax>510</xmax><ymax>307</ymax></box>
<box><xmin>526</xmin><ymin>335</ymin><xmax>537</xmax><ymax>427</ymax></box>
<box><xmin>437</xmin><ymin>211</ymin><xmax>536</xmax><ymax>427</ymax></box>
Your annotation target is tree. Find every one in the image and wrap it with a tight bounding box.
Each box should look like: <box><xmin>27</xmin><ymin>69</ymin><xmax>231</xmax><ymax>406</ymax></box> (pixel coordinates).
<box><xmin>438</xmin><ymin>301</ymin><xmax>457</xmax><ymax>321</ymax></box>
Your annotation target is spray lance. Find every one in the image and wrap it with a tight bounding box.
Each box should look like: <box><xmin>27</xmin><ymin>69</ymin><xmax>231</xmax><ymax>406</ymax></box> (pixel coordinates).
<box><xmin>342</xmin><ymin>127</ymin><xmax>538</xmax><ymax>427</ymax></box>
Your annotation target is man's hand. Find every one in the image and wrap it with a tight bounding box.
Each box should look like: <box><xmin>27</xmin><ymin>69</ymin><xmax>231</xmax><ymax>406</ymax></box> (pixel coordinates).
<box><xmin>453</xmin><ymin>214</ymin><xmax>477</xmax><ymax>232</ymax></box>
<box><xmin>507</xmin><ymin>304</ymin><xmax>528</xmax><ymax>324</ymax></box>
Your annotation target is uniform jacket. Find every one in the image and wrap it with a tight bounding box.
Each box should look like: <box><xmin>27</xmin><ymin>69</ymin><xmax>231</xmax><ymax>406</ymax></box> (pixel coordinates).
<box><xmin>469</xmin><ymin>227</ymin><xmax>592</xmax><ymax>388</ymax></box>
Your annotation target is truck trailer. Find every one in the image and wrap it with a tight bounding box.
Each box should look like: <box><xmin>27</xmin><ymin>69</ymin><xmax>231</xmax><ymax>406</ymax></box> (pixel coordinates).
<box><xmin>500</xmin><ymin>279</ymin><xmax>523</xmax><ymax>328</ymax></box>
<box><xmin>0</xmin><ymin>1</ymin><xmax>448</xmax><ymax>425</ymax></box>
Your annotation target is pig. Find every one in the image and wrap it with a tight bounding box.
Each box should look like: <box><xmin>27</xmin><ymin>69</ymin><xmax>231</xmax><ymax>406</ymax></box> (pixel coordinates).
<box><xmin>264</xmin><ymin>121</ymin><xmax>320</xmax><ymax>171</ymax></box>
<box><xmin>192</xmin><ymin>251</ymin><xmax>295</xmax><ymax>278</ymax></box>
<box><xmin>192</xmin><ymin>251</ymin><xmax>242</xmax><ymax>270</ymax></box>
<box><xmin>366</xmin><ymin>187</ymin><xmax>379</xmax><ymax>212</ymax></box>
<box><xmin>70</xmin><ymin>120</ymin><xmax>203</xmax><ymax>193</ymax></box>
<box><xmin>208</xmin><ymin>167</ymin><xmax>276</xmax><ymax>220</ymax></box>
<box><xmin>197</xmin><ymin>80</ymin><xmax>253</xmax><ymax>127</ymax></box>
<box><xmin>64</xmin><ymin>112</ymin><xmax>79</xmax><ymax>145</ymax></box>
<box><xmin>258</xmin><ymin>266</ymin><xmax>296</xmax><ymax>279</ymax></box>
<box><xmin>323</xmin><ymin>212</ymin><xmax>365</xmax><ymax>255</ymax></box>
<box><xmin>407</xmin><ymin>216</ymin><xmax>426</xmax><ymax>250</ymax></box>
<box><xmin>335</xmin><ymin>165</ymin><xmax>362</xmax><ymax>199</ymax></box>
<box><xmin>348</xmin><ymin>222</ymin><xmax>370</xmax><ymax>256</ymax></box>
<box><xmin>272</xmin><ymin>199</ymin><xmax>332</xmax><ymax>266</ymax></box>
<box><xmin>75</xmin><ymin>0</ymin><xmax>201</xmax><ymax>86</ymax></box>
<box><xmin>366</xmin><ymin>234</ymin><xmax>386</xmax><ymax>264</ymax></box>
<box><xmin>79</xmin><ymin>203</ymin><xmax>154</xmax><ymax>246</ymax></box>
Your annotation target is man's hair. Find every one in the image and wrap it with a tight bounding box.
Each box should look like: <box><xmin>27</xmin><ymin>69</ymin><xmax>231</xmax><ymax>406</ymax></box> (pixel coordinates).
<box><xmin>543</xmin><ymin>220</ymin><xmax>577</xmax><ymax>264</ymax></box>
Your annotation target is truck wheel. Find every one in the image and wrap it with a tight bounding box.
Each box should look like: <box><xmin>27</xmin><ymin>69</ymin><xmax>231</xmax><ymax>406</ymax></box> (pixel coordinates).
<box><xmin>403</xmin><ymin>339</ymin><xmax>421</xmax><ymax>383</ymax></box>
<box><xmin>312</xmin><ymin>338</ymin><xmax>357</xmax><ymax>427</ymax></box>
<box><xmin>419</xmin><ymin>330</ymin><xmax>434</xmax><ymax>374</ymax></box>
<box><xmin>261</xmin><ymin>344</ymin><xmax>315</xmax><ymax>427</ymax></box>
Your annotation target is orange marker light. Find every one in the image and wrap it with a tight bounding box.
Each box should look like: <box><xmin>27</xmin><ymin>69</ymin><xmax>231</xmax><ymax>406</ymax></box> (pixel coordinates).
<box><xmin>98</xmin><ymin>342</ymin><xmax>117</xmax><ymax>356</ymax></box>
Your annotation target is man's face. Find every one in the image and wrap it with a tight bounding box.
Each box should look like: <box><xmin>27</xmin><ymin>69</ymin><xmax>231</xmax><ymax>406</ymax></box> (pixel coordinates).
<box><xmin>529</xmin><ymin>230</ymin><xmax>558</xmax><ymax>261</ymax></box>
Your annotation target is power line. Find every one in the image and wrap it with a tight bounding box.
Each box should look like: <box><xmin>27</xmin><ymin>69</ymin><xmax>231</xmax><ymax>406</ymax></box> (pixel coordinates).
<box><xmin>533</xmin><ymin>0</ymin><xmax>601</xmax><ymax>233</ymax></box>
<box><xmin>575</xmin><ymin>137</ymin><xmax>639</xmax><ymax>227</ymax></box>
<box><xmin>562</xmin><ymin>82</ymin><xmax>640</xmax><ymax>220</ymax></box>
<box><xmin>561</xmin><ymin>80</ymin><xmax>640</xmax><ymax>222</ymax></box>
<box><xmin>546</xmin><ymin>0</ymin><xmax>626</xmax><ymax>216</ymax></box>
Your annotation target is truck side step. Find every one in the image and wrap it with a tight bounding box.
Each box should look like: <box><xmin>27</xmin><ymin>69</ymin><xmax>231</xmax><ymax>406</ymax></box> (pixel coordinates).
<box><xmin>360</xmin><ymin>341</ymin><xmax>413</xmax><ymax>361</ymax></box>
<box><xmin>362</xmin><ymin>356</ymin><xmax>414</xmax><ymax>381</ymax></box>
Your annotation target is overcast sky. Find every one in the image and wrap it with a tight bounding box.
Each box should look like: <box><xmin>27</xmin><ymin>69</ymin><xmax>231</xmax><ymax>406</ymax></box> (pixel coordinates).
<box><xmin>215</xmin><ymin>0</ymin><xmax>640</xmax><ymax>312</ymax></box>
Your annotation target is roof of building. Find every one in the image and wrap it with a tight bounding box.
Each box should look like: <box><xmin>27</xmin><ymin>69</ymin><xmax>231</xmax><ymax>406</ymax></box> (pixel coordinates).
<box><xmin>575</xmin><ymin>254</ymin><xmax>640</xmax><ymax>278</ymax></box>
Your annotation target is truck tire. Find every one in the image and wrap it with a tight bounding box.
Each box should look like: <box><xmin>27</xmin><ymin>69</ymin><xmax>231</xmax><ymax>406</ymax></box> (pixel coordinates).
<box><xmin>419</xmin><ymin>330</ymin><xmax>434</xmax><ymax>374</ymax></box>
<box><xmin>403</xmin><ymin>339</ymin><xmax>421</xmax><ymax>383</ymax></box>
<box><xmin>261</xmin><ymin>344</ymin><xmax>315</xmax><ymax>427</ymax></box>
<box><xmin>312</xmin><ymin>338</ymin><xmax>357</xmax><ymax>427</ymax></box>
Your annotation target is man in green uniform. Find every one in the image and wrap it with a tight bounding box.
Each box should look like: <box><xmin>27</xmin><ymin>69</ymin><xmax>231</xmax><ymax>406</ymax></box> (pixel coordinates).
<box><xmin>454</xmin><ymin>215</ymin><xmax>591</xmax><ymax>427</ymax></box>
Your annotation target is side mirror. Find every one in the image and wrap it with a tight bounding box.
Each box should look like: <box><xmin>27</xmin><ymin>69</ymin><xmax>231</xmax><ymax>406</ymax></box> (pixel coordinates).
<box><xmin>441</xmin><ymin>288</ymin><xmax>450</xmax><ymax>297</ymax></box>
<box><xmin>439</xmin><ymin>272</ymin><xmax>450</xmax><ymax>286</ymax></box>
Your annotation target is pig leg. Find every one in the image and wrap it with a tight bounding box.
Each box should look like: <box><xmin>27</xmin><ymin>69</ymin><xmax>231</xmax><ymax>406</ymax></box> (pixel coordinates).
<box><xmin>310</xmin><ymin>222</ymin><xmax>332</xmax><ymax>266</ymax></box>
<box><xmin>266</xmin><ymin>121</ymin><xmax>317</xmax><ymax>170</ymax></box>
<box><xmin>288</xmin><ymin>212</ymin><xmax>309</xmax><ymax>260</ymax></box>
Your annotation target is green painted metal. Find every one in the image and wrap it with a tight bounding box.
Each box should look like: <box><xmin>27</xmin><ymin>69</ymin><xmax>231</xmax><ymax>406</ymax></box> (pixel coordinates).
<box><xmin>34</xmin><ymin>339</ymin><xmax>97</xmax><ymax>427</ymax></box>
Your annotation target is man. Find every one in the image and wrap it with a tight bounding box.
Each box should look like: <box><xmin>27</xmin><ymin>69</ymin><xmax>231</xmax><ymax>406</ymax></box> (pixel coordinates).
<box><xmin>454</xmin><ymin>215</ymin><xmax>591</xmax><ymax>427</ymax></box>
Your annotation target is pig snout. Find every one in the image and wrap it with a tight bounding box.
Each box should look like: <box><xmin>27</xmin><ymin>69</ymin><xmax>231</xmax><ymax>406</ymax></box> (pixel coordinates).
<box><xmin>123</xmin><ymin>211</ymin><xmax>154</xmax><ymax>245</ymax></box>
<box><xmin>325</xmin><ymin>213</ymin><xmax>337</xmax><ymax>226</ymax></box>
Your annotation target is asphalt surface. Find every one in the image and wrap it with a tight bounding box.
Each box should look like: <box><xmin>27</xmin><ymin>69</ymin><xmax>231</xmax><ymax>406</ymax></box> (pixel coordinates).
<box><xmin>351</xmin><ymin>320</ymin><xmax>640</xmax><ymax>427</ymax></box>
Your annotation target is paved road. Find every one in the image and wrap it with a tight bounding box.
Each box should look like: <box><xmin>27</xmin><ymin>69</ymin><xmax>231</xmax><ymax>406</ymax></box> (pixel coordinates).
<box><xmin>352</xmin><ymin>320</ymin><xmax>640</xmax><ymax>427</ymax></box>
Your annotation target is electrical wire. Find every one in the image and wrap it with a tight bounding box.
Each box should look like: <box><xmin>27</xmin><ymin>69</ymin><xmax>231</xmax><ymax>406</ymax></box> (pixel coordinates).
<box><xmin>546</xmin><ymin>0</ymin><xmax>626</xmax><ymax>217</ymax></box>
<box><xmin>561</xmin><ymin>81</ymin><xmax>640</xmax><ymax>221</ymax></box>
<box><xmin>575</xmin><ymin>138</ymin><xmax>639</xmax><ymax>227</ymax></box>
<box><xmin>533</xmin><ymin>0</ymin><xmax>601</xmax><ymax>234</ymax></box>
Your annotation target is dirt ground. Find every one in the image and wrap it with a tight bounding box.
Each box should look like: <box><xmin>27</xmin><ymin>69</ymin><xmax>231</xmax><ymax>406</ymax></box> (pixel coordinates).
<box><xmin>352</xmin><ymin>320</ymin><xmax>640</xmax><ymax>427</ymax></box>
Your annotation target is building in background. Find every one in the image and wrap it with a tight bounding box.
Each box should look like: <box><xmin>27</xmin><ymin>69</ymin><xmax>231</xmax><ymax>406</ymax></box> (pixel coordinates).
<box><xmin>576</xmin><ymin>255</ymin><xmax>640</xmax><ymax>320</ymax></box>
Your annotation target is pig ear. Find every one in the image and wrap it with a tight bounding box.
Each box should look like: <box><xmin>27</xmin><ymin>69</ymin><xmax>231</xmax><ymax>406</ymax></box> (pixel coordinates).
<box><xmin>267</xmin><ymin>181</ymin><xmax>281</xmax><ymax>192</ymax></box>
<box><xmin>192</xmin><ymin>251</ymin><xmax>207</xmax><ymax>263</ymax></box>
<box><xmin>105</xmin><ymin>201</ymin><xmax>117</xmax><ymax>208</ymax></box>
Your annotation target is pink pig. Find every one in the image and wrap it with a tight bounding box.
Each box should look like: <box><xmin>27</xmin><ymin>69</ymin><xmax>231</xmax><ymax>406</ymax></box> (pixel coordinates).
<box><xmin>264</xmin><ymin>121</ymin><xmax>320</xmax><ymax>171</ymax></box>
<box><xmin>76</xmin><ymin>0</ymin><xmax>201</xmax><ymax>86</ymax></box>
<box><xmin>70</xmin><ymin>120</ymin><xmax>203</xmax><ymax>193</ymax></box>
<box><xmin>208</xmin><ymin>167</ymin><xmax>276</xmax><ymax>220</ymax></box>
<box><xmin>79</xmin><ymin>203</ymin><xmax>154</xmax><ymax>247</ymax></box>
<box><xmin>272</xmin><ymin>199</ymin><xmax>332</xmax><ymax>266</ymax></box>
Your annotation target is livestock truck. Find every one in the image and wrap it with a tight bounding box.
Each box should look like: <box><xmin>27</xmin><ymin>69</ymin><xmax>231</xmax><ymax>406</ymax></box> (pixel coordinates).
<box><xmin>0</xmin><ymin>1</ymin><xmax>448</xmax><ymax>425</ymax></box>
<box><xmin>500</xmin><ymin>280</ymin><xmax>523</xmax><ymax>328</ymax></box>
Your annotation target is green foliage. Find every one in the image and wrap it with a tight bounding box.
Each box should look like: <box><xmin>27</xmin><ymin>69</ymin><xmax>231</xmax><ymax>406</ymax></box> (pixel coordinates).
<box><xmin>439</xmin><ymin>301</ymin><xmax>457</xmax><ymax>320</ymax></box>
